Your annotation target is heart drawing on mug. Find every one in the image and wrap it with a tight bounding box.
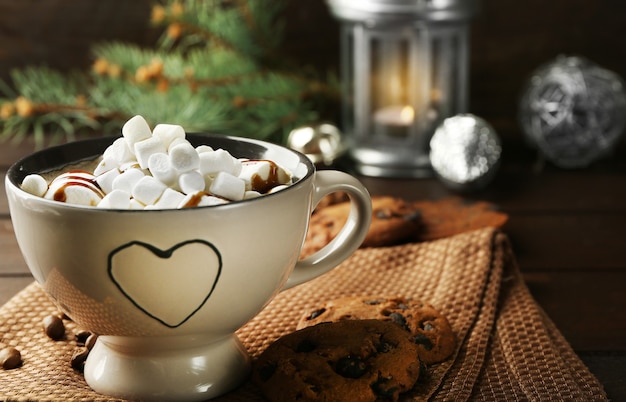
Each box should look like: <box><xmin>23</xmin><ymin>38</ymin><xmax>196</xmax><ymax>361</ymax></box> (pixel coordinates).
<box><xmin>108</xmin><ymin>240</ymin><xmax>222</xmax><ymax>328</ymax></box>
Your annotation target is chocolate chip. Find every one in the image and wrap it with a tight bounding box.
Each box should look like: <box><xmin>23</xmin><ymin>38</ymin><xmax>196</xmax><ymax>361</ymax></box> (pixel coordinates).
<box><xmin>306</xmin><ymin>308</ymin><xmax>326</xmax><ymax>321</ymax></box>
<box><xmin>296</xmin><ymin>339</ymin><xmax>316</xmax><ymax>353</ymax></box>
<box><xmin>258</xmin><ymin>362</ymin><xmax>277</xmax><ymax>382</ymax></box>
<box><xmin>375</xmin><ymin>340</ymin><xmax>396</xmax><ymax>353</ymax></box>
<box><xmin>42</xmin><ymin>315</ymin><xmax>65</xmax><ymax>340</ymax></box>
<box><xmin>0</xmin><ymin>347</ymin><xmax>22</xmax><ymax>370</ymax></box>
<box><xmin>422</xmin><ymin>322</ymin><xmax>435</xmax><ymax>331</ymax></box>
<box><xmin>335</xmin><ymin>356</ymin><xmax>367</xmax><ymax>378</ymax></box>
<box><xmin>71</xmin><ymin>348</ymin><xmax>89</xmax><ymax>372</ymax></box>
<box><xmin>375</xmin><ymin>208</ymin><xmax>393</xmax><ymax>219</ymax></box>
<box><xmin>388</xmin><ymin>313</ymin><xmax>409</xmax><ymax>331</ymax></box>
<box><xmin>364</xmin><ymin>299</ymin><xmax>385</xmax><ymax>305</ymax></box>
<box><xmin>412</xmin><ymin>334</ymin><xmax>434</xmax><ymax>351</ymax></box>
<box><xmin>376</xmin><ymin>207</ymin><xmax>420</xmax><ymax>222</ymax></box>
<box><xmin>404</xmin><ymin>210</ymin><xmax>421</xmax><ymax>222</ymax></box>
<box><xmin>370</xmin><ymin>375</ymin><xmax>399</xmax><ymax>397</ymax></box>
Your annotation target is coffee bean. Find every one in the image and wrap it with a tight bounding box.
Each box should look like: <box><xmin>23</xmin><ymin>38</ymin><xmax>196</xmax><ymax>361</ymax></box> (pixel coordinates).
<box><xmin>75</xmin><ymin>329</ymin><xmax>91</xmax><ymax>345</ymax></box>
<box><xmin>85</xmin><ymin>333</ymin><xmax>98</xmax><ymax>351</ymax></box>
<box><xmin>42</xmin><ymin>315</ymin><xmax>65</xmax><ymax>340</ymax></box>
<box><xmin>0</xmin><ymin>347</ymin><xmax>22</xmax><ymax>370</ymax></box>
<box><xmin>71</xmin><ymin>348</ymin><xmax>89</xmax><ymax>372</ymax></box>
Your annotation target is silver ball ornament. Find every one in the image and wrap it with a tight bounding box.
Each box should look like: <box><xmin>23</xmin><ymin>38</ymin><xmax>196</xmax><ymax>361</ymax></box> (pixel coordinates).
<box><xmin>429</xmin><ymin>114</ymin><xmax>502</xmax><ymax>191</ymax></box>
<box><xmin>287</xmin><ymin>123</ymin><xmax>345</xmax><ymax>166</ymax></box>
<box><xmin>519</xmin><ymin>55</ymin><xmax>626</xmax><ymax>168</ymax></box>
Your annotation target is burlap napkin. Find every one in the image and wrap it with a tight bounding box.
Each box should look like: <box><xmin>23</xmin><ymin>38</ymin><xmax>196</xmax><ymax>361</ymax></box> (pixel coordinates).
<box><xmin>0</xmin><ymin>228</ymin><xmax>607</xmax><ymax>401</ymax></box>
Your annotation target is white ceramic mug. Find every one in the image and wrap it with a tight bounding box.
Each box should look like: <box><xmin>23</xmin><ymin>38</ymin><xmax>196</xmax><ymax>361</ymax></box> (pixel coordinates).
<box><xmin>5</xmin><ymin>134</ymin><xmax>372</xmax><ymax>401</ymax></box>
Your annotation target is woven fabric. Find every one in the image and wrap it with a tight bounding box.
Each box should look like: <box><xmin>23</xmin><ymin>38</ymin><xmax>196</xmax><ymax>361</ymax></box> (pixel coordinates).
<box><xmin>0</xmin><ymin>228</ymin><xmax>607</xmax><ymax>401</ymax></box>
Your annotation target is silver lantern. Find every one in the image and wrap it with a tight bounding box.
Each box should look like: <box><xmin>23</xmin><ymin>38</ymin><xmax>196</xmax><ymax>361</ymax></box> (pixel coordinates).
<box><xmin>326</xmin><ymin>0</ymin><xmax>480</xmax><ymax>177</ymax></box>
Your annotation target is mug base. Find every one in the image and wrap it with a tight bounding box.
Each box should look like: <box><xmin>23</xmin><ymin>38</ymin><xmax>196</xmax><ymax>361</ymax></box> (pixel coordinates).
<box><xmin>84</xmin><ymin>334</ymin><xmax>250</xmax><ymax>401</ymax></box>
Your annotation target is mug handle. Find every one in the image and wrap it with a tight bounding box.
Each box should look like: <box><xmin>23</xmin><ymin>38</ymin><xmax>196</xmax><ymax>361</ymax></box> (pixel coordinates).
<box><xmin>282</xmin><ymin>170</ymin><xmax>372</xmax><ymax>290</ymax></box>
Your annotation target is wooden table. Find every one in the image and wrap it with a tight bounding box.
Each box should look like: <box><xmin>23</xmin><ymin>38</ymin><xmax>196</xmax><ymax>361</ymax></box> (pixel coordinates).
<box><xmin>1</xmin><ymin>139</ymin><xmax>625</xmax><ymax>400</ymax></box>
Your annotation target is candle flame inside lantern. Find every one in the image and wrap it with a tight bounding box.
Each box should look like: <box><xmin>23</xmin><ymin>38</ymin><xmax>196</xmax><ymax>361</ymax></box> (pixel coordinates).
<box><xmin>400</xmin><ymin>106</ymin><xmax>415</xmax><ymax>124</ymax></box>
<box><xmin>374</xmin><ymin>105</ymin><xmax>416</xmax><ymax>128</ymax></box>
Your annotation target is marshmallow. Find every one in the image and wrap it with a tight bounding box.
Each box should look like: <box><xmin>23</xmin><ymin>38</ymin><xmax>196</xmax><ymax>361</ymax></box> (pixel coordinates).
<box><xmin>203</xmin><ymin>175</ymin><xmax>214</xmax><ymax>193</ymax></box>
<box><xmin>195</xmin><ymin>145</ymin><xmax>214</xmax><ymax>154</ymax></box>
<box><xmin>148</xmin><ymin>152</ymin><xmax>178</xmax><ymax>185</ymax></box>
<box><xmin>209</xmin><ymin>172</ymin><xmax>245</xmax><ymax>201</ymax></box>
<box><xmin>197</xmin><ymin>195</ymin><xmax>228</xmax><ymax>207</ymax></box>
<box><xmin>274</xmin><ymin>163</ymin><xmax>292</xmax><ymax>184</ymax></box>
<box><xmin>112</xmin><ymin>168</ymin><xmax>145</xmax><ymax>194</ymax></box>
<box><xmin>239</xmin><ymin>160</ymin><xmax>292</xmax><ymax>193</ymax></box>
<box><xmin>52</xmin><ymin>185</ymin><xmax>103</xmax><ymax>206</ymax></box>
<box><xmin>118</xmin><ymin>161</ymin><xmax>140</xmax><ymax>171</ymax></box>
<box><xmin>122</xmin><ymin>115</ymin><xmax>152</xmax><ymax>148</ymax></box>
<box><xmin>95</xmin><ymin>167</ymin><xmax>121</xmax><ymax>194</ymax></box>
<box><xmin>169</xmin><ymin>141</ymin><xmax>200</xmax><ymax>172</ymax></box>
<box><xmin>103</xmin><ymin>137</ymin><xmax>135</xmax><ymax>165</ymax></box>
<box><xmin>131</xmin><ymin>175</ymin><xmax>167</xmax><ymax>206</ymax></box>
<box><xmin>21</xmin><ymin>174</ymin><xmax>48</xmax><ymax>197</ymax></box>
<box><xmin>25</xmin><ymin>115</ymin><xmax>297</xmax><ymax>209</ymax></box>
<box><xmin>268</xmin><ymin>184</ymin><xmax>290</xmax><ymax>194</ymax></box>
<box><xmin>198</xmin><ymin>149</ymin><xmax>242</xmax><ymax>177</ymax></box>
<box><xmin>178</xmin><ymin>170</ymin><xmax>205</xmax><ymax>194</ymax></box>
<box><xmin>154</xmin><ymin>188</ymin><xmax>186</xmax><ymax>209</ymax></box>
<box><xmin>97</xmin><ymin>189</ymin><xmax>131</xmax><ymax>209</ymax></box>
<box><xmin>45</xmin><ymin>172</ymin><xmax>104</xmax><ymax>206</ymax></box>
<box><xmin>93</xmin><ymin>157</ymin><xmax>117</xmax><ymax>176</ymax></box>
<box><xmin>129</xmin><ymin>199</ymin><xmax>145</xmax><ymax>210</ymax></box>
<box><xmin>45</xmin><ymin>170</ymin><xmax>103</xmax><ymax>193</ymax></box>
<box><xmin>239</xmin><ymin>160</ymin><xmax>272</xmax><ymax>191</ymax></box>
<box><xmin>244</xmin><ymin>190</ymin><xmax>262</xmax><ymax>200</ymax></box>
<box><xmin>240</xmin><ymin>160</ymin><xmax>271</xmax><ymax>178</ymax></box>
<box><xmin>134</xmin><ymin>136</ymin><xmax>166</xmax><ymax>169</ymax></box>
<box><xmin>178</xmin><ymin>192</ymin><xmax>227</xmax><ymax>208</ymax></box>
<box><xmin>167</xmin><ymin>137</ymin><xmax>190</xmax><ymax>152</ymax></box>
<box><xmin>153</xmin><ymin>124</ymin><xmax>185</xmax><ymax>148</ymax></box>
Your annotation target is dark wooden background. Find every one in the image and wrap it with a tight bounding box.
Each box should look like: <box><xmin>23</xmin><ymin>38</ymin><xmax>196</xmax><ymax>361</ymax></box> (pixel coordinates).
<box><xmin>1</xmin><ymin>1</ymin><xmax>626</xmax><ymax>398</ymax></box>
<box><xmin>2</xmin><ymin>0</ymin><xmax>626</xmax><ymax>145</ymax></box>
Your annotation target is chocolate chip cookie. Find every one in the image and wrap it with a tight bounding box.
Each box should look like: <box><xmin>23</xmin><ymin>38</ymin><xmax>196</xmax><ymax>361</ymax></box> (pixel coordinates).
<box><xmin>300</xmin><ymin>196</ymin><xmax>421</xmax><ymax>258</ymax></box>
<box><xmin>300</xmin><ymin>195</ymin><xmax>509</xmax><ymax>259</ymax></box>
<box><xmin>297</xmin><ymin>296</ymin><xmax>456</xmax><ymax>364</ymax></box>
<box><xmin>253</xmin><ymin>319</ymin><xmax>421</xmax><ymax>402</ymax></box>
<box><xmin>412</xmin><ymin>196</ymin><xmax>508</xmax><ymax>241</ymax></box>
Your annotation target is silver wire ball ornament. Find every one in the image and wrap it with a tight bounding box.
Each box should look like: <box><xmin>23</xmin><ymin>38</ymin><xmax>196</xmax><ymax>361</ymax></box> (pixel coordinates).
<box><xmin>519</xmin><ymin>55</ymin><xmax>626</xmax><ymax>168</ymax></box>
<box><xmin>429</xmin><ymin>114</ymin><xmax>502</xmax><ymax>191</ymax></box>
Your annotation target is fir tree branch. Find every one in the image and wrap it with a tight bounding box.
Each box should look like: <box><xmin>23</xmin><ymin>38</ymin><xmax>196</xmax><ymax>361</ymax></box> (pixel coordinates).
<box><xmin>0</xmin><ymin>0</ymin><xmax>338</xmax><ymax>148</ymax></box>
